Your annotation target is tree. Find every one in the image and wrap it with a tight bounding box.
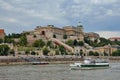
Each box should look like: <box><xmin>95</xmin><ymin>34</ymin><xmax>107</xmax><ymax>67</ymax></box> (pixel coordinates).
<box><xmin>11</xmin><ymin>33</ymin><xmax>22</xmax><ymax>38</ymax></box>
<box><xmin>22</xmin><ymin>32</ymin><xmax>30</xmax><ymax>36</ymax></box>
<box><xmin>89</xmin><ymin>51</ymin><xmax>99</xmax><ymax>56</ymax></box>
<box><xmin>66</xmin><ymin>39</ymin><xmax>73</xmax><ymax>47</ymax></box>
<box><xmin>33</xmin><ymin>39</ymin><xmax>45</xmax><ymax>48</ymax></box>
<box><xmin>33</xmin><ymin>40</ymin><xmax>39</xmax><ymax>47</ymax></box>
<box><xmin>53</xmin><ymin>34</ymin><xmax>56</xmax><ymax>38</ymax></box>
<box><xmin>0</xmin><ymin>45</ymin><xmax>10</xmax><ymax>56</ymax></box>
<box><xmin>46</xmin><ymin>41</ymin><xmax>52</xmax><ymax>48</ymax></box>
<box><xmin>99</xmin><ymin>38</ymin><xmax>110</xmax><ymax>46</ymax></box>
<box><xmin>63</xmin><ymin>34</ymin><xmax>67</xmax><ymax>40</ymax></box>
<box><xmin>84</xmin><ymin>37</ymin><xmax>90</xmax><ymax>44</ymax></box>
<box><xmin>31</xmin><ymin>51</ymin><xmax>36</xmax><ymax>55</ymax></box>
<box><xmin>9</xmin><ymin>49</ymin><xmax>15</xmax><ymax>56</ymax></box>
<box><xmin>33</xmin><ymin>35</ymin><xmax>37</xmax><ymax>38</ymax></box>
<box><xmin>0</xmin><ymin>39</ymin><xmax>3</xmax><ymax>43</ymax></box>
<box><xmin>78</xmin><ymin>41</ymin><xmax>84</xmax><ymax>46</ymax></box>
<box><xmin>89</xmin><ymin>51</ymin><xmax>94</xmax><ymax>56</ymax></box>
<box><xmin>43</xmin><ymin>47</ymin><xmax>50</xmax><ymax>55</ymax></box>
<box><xmin>111</xmin><ymin>40</ymin><xmax>120</xmax><ymax>46</ymax></box>
<box><xmin>73</xmin><ymin>39</ymin><xmax>78</xmax><ymax>46</ymax></box>
<box><xmin>5</xmin><ymin>33</ymin><xmax>22</xmax><ymax>38</ymax></box>
<box><xmin>84</xmin><ymin>37</ymin><xmax>112</xmax><ymax>47</ymax></box>
<box><xmin>94</xmin><ymin>39</ymin><xmax>98</xmax><ymax>43</ymax></box>
<box><xmin>4</xmin><ymin>37</ymin><xmax>14</xmax><ymax>43</ymax></box>
<box><xmin>112</xmin><ymin>50</ymin><xmax>120</xmax><ymax>56</ymax></box>
<box><xmin>55</xmin><ymin>49</ymin><xmax>59</xmax><ymax>55</ymax></box>
<box><xmin>59</xmin><ymin>45</ymin><xmax>67</xmax><ymax>55</ymax></box>
<box><xmin>80</xmin><ymin>49</ymin><xmax>83</xmax><ymax>56</ymax></box>
<box><xmin>94</xmin><ymin>52</ymin><xmax>99</xmax><ymax>56</ymax></box>
<box><xmin>25</xmin><ymin>49</ymin><xmax>30</xmax><ymax>55</ymax></box>
<box><xmin>19</xmin><ymin>35</ymin><xmax>27</xmax><ymax>46</ymax></box>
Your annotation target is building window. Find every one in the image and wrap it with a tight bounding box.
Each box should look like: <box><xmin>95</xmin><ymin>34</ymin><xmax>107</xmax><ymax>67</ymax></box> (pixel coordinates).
<box><xmin>41</xmin><ymin>31</ymin><xmax>45</xmax><ymax>35</ymax></box>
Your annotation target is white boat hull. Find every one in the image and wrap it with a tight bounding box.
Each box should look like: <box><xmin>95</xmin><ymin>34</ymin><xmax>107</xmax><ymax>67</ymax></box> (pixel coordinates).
<box><xmin>70</xmin><ymin>62</ymin><xmax>109</xmax><ymax>70</ymax></box>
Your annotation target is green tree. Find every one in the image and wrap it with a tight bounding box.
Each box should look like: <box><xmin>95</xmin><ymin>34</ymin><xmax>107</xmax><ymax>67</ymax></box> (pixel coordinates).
<box><xmin>55</xmin><ymin>49</ymin><xmax>59</xmax><ymax>55</ymax></box>
<box><xmin>94</xmin><ymin>39</ymin><xmax>98</xmax><ymax>43</ymax></box>
<box><xmin>53</xmin><ymin>34</ymin><xmax>56</xmax><ymax>38</ymax></box>
<box><xmin>112</xmin><ymin>50</ymin><xmax>120</xmax><ymax>56</ymax></box>
<box><xmin>19</xmin><ymin>35</ymin><xmax>27</xmax><ymax>46</ymax></box>
<box><xmin>66</xmin><ymin>39</ymin><xmax>73</xmax><ymax>47</ymax></box>
<box><xmin>63</xmin><ymin>34</ymin><xmax>67</xmax><ymax>40</ymax></box>
<box><xmin>33</xmin><ymin>39</ymin><xmax>45</xmax><ymax>48</ymax></box>
<box><xmin>84</xmin><ymin>37</ymin><xmax>112</xmax><ymax>47</ymax></box>
<box><xmin>94</xmin><ymin>52</ymin><xmax>99</xmax><ymax>56</ymax></box>
<box><xmin>4</xmin><ymin>37</ymin><xmax>14</xmax><ymax>43</ymax></box>
<box><xmin>31</xmin><ymin>51</ymin><xmax>36</xmax><ymax>55</ymax></box>
<box><xmin>9</xmin><ymin>49</ymin><xmax>15</xmax><ymax>56</ymax></box>
<box><xmin>33</xmin><ymin>35</ymin><xmax>37</xmax><ymax>38</ymax></box>
<box><xmin>25</xmin><ymin>49</ymin><xmax>30</xmax><ymax>55</ymax></box>
<box><xmin>59</xmin><ymin>45</ymin><xmax>67</xmax><ymax>55</ymax></box>
<box><xmin>22</xmin><ymin>32</ymin><xmax>30</xmax><ymax>36</ymax></box>
<box><xmin>78</xmin><ymin>41</ymin><xmax>84</xmax><ymax>46</ymax></box>
<box><xmin>0</xmin><ymin>39</ymin><xmax>3</xmax><ymax>43</ymax></box>
<box><xmin>89</xmin><ymin>51</ymin><xmax>94</xmax><ymax>56</ymax></box>
<box><xmin>6</xmin><ymin>33</ymin><xmax>22</xmax><ymax>38</ymax></box>
<box><xmin>84</xmin><ymin>37</ymin><xmax>90</xmax><ymax>44</ymax></box>
<box><xmin>111</xmin><ymin>41</ymin><xmax>120</xmax><ymax>46</ymax></box>
<box><xmin>73</xmin><ymin>39</ymin><xmax>78</xmax><ymax>46</ymax></box>
<box><xmin>80</xmin><ymin>49</ymin><xmax>83</xmax><ymax>56</ymax></box>
<box><xmin>43</xmin><ymin>47</ymin><xmax>50</xmax><ymax>55</ymax></box>
<box><xmin>99</xmin><ymin>38</ymin><xmax>110</xmax><ymax>46</ymax></box>
<box><xmin>46</xmin><ymin>41</ymin><xmax>52</xmax><ymax>47</ymax></box>
<box><xmin>0</xmin><ymin>45</ymin><xmax>10</xmax><ymax>56</ymax></box>
<box><xmin>11</xmin><ymin>33</ymin><xmax>22</xmax><ymax>38</ymax></box>
<box><xmin>89</xmin><ymin>51</ymin><xmax>99</xmax><ymax>56</ymax></box>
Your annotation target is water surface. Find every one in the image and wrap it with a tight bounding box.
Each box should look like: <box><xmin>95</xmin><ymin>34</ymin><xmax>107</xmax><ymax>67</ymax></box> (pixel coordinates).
<box><xmin>0</xmin><ymin>63</ymin><xmax>120</xmax><ymax>80</ymax></box>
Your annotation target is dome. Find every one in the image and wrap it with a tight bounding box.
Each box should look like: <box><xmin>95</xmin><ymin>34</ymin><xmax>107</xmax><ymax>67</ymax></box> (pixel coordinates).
<box><xmin>77</xmin><ymin>22</ymin><xmax>83</xmax><ymax>28</ymax></box>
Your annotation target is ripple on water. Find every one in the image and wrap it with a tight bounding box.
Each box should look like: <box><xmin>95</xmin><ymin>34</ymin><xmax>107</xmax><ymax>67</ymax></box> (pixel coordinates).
<box><xmin>0</xmin><ymin>63</ymin><xmax>120</xmax><ymax>80</ymax></box>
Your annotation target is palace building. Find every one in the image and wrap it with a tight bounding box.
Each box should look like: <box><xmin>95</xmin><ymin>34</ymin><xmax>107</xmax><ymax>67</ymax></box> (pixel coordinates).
<box><xmin>26</xmin><ymin>22</ymin><xmax>85</xmax><ymax>45</ymax></box>
<box><xmin>24</xmin><ymin>22</ymin><xmax>101</xmax><ymax>51</ymax></box>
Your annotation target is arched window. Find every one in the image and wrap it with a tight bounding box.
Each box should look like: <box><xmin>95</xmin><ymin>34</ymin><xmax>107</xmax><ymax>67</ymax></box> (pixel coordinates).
<box><xmin>41</xmin><ymin>31</ymin><xmax>45</xmax><ymax>35</ymax></box>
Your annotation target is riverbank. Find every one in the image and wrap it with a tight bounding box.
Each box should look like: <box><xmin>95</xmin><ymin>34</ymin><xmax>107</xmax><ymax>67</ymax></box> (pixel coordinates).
<box><xmin>0</xmin><ymin>56</ymin><xmax>82</xmax><ymax>66</ymax></box>
<box><xmin>0</xmin><ymin>56</ymin><xmax>120</xmax><ymax>66</ymax></box>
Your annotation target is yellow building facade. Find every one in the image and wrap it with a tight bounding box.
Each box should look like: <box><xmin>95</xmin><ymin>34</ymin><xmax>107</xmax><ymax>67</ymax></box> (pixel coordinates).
<box><xmin>33</xmin><ymin>24</ymin><xmax>84</xmax><ymax>41</ymax></box>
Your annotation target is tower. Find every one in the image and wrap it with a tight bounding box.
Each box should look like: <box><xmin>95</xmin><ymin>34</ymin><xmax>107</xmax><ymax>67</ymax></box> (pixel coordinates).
<box><xmin>76</xmin><ymin>22</ymin><xmax>84</xmax><ymax>41</ymax></box>
<box><xmin>77</xmin><ymin>21</ymin><xmax>83</xmax><ymax>28</ymax></box>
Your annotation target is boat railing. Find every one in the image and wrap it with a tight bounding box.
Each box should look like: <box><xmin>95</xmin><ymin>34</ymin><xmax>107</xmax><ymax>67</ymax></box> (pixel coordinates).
<box><xmin>83</xmin><ymin>59</ymin><xmax>109</xmax><ymax>64</ymax></box>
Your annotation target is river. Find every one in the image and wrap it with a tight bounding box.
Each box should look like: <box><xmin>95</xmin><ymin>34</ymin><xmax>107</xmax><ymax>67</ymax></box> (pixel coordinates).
<box><xmin>0</xmin><ymin>62</ymin><xmax>120</xmax><ymax>80</ymax></box>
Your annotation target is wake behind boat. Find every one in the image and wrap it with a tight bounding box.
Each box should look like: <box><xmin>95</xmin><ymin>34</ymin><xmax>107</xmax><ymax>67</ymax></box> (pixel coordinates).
<box><xmin>70</xmin><ymin>58</ymin><xmax>109</xmax><ymax>70</ymax></box>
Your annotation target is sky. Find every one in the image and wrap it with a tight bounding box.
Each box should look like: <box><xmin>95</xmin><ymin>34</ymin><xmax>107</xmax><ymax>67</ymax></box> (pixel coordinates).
<box><xmin>0</xmin><ymin>0</ymin><xmax>120</xmax><ymax>39</ymax></box>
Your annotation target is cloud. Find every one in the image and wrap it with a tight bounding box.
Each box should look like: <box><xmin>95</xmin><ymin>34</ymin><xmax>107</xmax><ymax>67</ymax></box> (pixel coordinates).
<box><xmin>96</xmin><ymin>31</ymin><xmax>120</xmax><ymax>39</ymax></box>
<box><xmin>0</xmin><ymin>17</ymin><xmax>18</xmax><ymax>23</ymax></box>
<box><xmin>0</xmin><ymin>0</ymin><xmax>120</xmax><ymax>35</ymax></box>
<box><xmin>0</xmin><ymin>0</ymin><xmax>64</xmax><ymax>18</ymax></box>
<box><xmin>105</xmin><ymin>9</ymin><xmax>120</xmax><ymax>16</ymax></box>
<box><xmin>90</xmin><ymin>0</ymin><xmax>118</xmax><ymax>5</ymax></box>
<box><xmin>0</xmin><ymin>0</ymin><xmax>13</xmax><ymax>10</ymax></box>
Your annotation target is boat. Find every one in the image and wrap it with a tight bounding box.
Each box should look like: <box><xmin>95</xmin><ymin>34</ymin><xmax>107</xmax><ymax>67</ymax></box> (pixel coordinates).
<box><xmin>30</xmin><ymin>61</ymin><xmax>49</xmax><ymax>65</ymax></box>
<box><xmin>70</xmin><ymin>58</ymin><xmax>109</xmax><ymax>70</ymax></box>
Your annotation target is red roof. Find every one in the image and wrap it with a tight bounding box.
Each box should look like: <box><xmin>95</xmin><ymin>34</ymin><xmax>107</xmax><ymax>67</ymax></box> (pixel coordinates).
<box><xmin>0</xmin><ymin>29</ymin><xmax>4</xmax><ymax>33</ymax></box>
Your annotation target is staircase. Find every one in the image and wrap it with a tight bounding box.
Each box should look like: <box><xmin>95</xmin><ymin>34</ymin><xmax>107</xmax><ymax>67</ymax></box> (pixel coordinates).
<box><xmin>44</xmin><ymin>35</ymin><xmax>74</xmax><ymax>52</ymax></box>
<box><xmin>50</xmin><ymin>38</ymin><xmax>74</xmax><ymax>52</ymax></box>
